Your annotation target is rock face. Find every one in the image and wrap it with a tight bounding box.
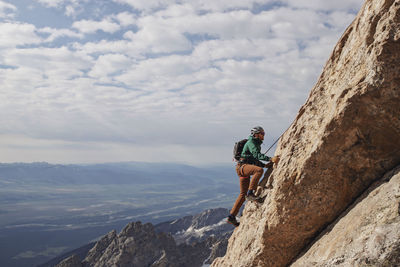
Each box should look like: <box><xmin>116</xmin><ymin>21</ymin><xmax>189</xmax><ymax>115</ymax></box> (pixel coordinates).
<box><xmin>292</xmin><ymin>166</ymin><xmax>400</xmax><ymax>266</ymax></box>
<box><xmin>212</xmin><ymin>0</ymin><xmax>400</xmax><ymax>266</ymax></box>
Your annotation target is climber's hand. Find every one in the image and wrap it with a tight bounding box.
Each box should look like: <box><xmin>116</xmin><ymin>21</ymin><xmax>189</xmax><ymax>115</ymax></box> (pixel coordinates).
<box><xmin>271</xmin><ymin>156</ymin><xmax>280</xmax><ymax>164</ymax></box>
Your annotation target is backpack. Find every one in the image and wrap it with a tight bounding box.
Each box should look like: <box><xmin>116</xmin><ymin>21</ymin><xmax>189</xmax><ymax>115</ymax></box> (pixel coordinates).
<box><xmin>233</xmin><ymin>139</ymin><xmax>248</xmax><ymax>162</ymax></box>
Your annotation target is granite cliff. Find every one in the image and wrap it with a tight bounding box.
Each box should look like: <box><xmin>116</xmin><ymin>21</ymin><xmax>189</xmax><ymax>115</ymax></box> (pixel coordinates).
<box><xmin>212</xmin><ymin>0</ymin><xmax>400</xmax><ymax>266</ymax></box>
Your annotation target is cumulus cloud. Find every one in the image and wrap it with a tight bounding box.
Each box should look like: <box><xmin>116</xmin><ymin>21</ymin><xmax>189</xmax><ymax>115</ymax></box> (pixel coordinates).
<box><xmin>124</xmin><ymin>26</ymin><xmax>192</xmax><ymax>54</ymax></box>
<box><xmin>282</xmin><ymin>0</ymin><xmax>364</xmax><ymax>11</ymax></box>
<box><xmin>0</xmin><ymin>22</ymin><xmax>42</xmax><ymax>48</ymax></box>
<box><xmin>72</xmin><ymin>39</ymin><xmax>136</xmax><ymax>56</ymax></box>
<box><xmin>64</xmin><ymin>1</ymin><xmax>82</xmax><ymax>17</ymax></box>
<box><xmin>189</xmin><ymin>0</ymin><xmax>265</xmax><ymax>12</ymax></box>
<box><xmin>3</xmin><ymin>46</ymin><xmax>92</xmax><ymax>76</ymax></box>
<box><xmin>39</xmin><ymin>27</ymin><xmax>83</xmax><ymax>42</ymax></box>
<box><xmin>34</xmin><ymin>0</ymin><xmax>83</xmax><ymax>17</ymax></box>
<box><xmin>112</xmin><ymin>12</ymin><xmax>136</xmax><ymax>27</ymax></box>
<box><xmin>35</xmin><ymin>0</ymin><xmax>66</xmax><ymax>8</ymax></box>
<box><xmin>72</xmin><ymin>18</ymin><xmax>121</xmax><ymax>34</ymax></box>
<box><xmin>88</xmin><ymin>53</ymin><xmax>132</xmax><ymax>82</ymax></box>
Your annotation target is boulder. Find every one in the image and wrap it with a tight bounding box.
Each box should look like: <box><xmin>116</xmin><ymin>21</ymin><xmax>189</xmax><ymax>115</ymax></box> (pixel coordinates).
<box><xmin>212</xmin><ymin>0</ymin><xmax>400</xmax><ymax>266</ymax></box>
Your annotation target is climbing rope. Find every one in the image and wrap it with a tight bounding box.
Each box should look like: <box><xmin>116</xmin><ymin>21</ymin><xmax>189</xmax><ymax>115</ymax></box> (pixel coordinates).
<box><xmin>264</xmin><ymin>122</ymin><xmax>293</xmax><ymax>155</ymax></box>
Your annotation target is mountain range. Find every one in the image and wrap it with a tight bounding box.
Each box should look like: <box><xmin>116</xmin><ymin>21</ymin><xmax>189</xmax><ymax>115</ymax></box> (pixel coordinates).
<box><xmin>42</xmin><ymin>208</ymin><xmax>234</xmax><ymax>267</ymax></box>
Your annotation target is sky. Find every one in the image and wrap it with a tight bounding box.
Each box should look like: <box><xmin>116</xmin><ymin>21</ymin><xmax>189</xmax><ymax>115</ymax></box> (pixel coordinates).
<box><xmin>0</xmin><ymin>0</ymin><xmax>364</xmax><ymax>165</ymax></box>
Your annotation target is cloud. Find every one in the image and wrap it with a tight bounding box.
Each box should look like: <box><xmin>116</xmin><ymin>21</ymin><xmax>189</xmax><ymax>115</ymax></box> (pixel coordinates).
<box><xmin>34</xmin><ymin>0</ymin><xmax>83</xmax><ymax>17</ymax></box>
<box><xmin>281</xmin><ymin>0</ymin><xmax>364</xmax><ymax>11</ymax></box>
<box><xmin>35</xmin><ymin>0</ymin><xmax>66</xmax><ymax>7</ymax></box>
<box><xmin>115</xmin><ymin>54</ymin><xmax>205</xmax><ymax>91</ymax></box>
<box><xmin>0</xmin><ymin>22</ymin><xmax>42</xmax><ymax>48</ymax></box>
<box><xmin>192</xmin><ymin>38</ymin><xmax>295</xmax><ymax>61</ymax></box>
<box><xmin>72</xmin><ymin>18</ymin><xmax>121</xmax><ymax>34</ymax></box>
<box><xmin>72</xmin><ymin>39</ymin><xmax>138</xmax><ymax>56</ymax></box>
<box><xmin>35</xmin><ymin>0</ymin><xmax>66</xmax><ymax>8</ymax></box>
<box><xmin>0</xmin><ymin>1</ymin><xmax>16</xmax><ymax>18</ymax></box>
<box><xmin>64</xmin><ymin>1</ymin><xmax>82</xmax><ymax>17</ymax></box>
<box><xmin>0</xmin><ymin>46</ymin><xmax>93</xmax><ymax>122</ymax></box>
<box><xmin>189</xmin><ymin>0</ymin><xmax>264</xmax><ymax>12</ymax></box>
<box><xmin>112</xmin><ymin>11</ymin><xmax>137</xmax><ymax>27</ymax></box>
<box><xmin>3</xmin><ymin>46</ymin><xmax>92</xmax><ymax>79</ymax></box>
<box><xmin>138</xmin><ymin>7</ymin><xmax>265</xmax><ymax>40</ymax></box>
<box><xmin>39</xmin><ymin>27</ymin><xmax>83</xmax><ymax>42</ymax></box>
<box><xmin>112</xmin><ymin>0</ymin><xmax>176</xmax><ymax>11</ymax></box>
<box><xmin>124</xmin><ymin>25</ymin><xmax>192</xmax><ymax>54</ymax></box>
<box><xmin>88</xmin><ymin>53</ymin><xmax>132</xmax><ymax>82</ymax></box>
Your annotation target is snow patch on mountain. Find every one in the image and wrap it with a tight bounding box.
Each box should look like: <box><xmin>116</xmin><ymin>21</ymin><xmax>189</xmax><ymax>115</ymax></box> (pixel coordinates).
<box><xmin>175</xmin><ymin>218</ymin><xmax>227</xmax><ymax>242</ymax></box>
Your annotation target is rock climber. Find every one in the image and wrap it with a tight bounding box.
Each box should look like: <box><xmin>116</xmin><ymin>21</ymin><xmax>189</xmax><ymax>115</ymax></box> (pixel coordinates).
<box><xmin>227</xmin><ymin>126</ymin><xmax>279</xmax><ymax>227</ymax></box>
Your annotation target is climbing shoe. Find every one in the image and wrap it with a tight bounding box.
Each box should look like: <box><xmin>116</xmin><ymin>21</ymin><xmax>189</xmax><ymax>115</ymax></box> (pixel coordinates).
<box><xmin>227</xmin><ymin>215</ymin><xmax>240</xmax><ymax>227</ymax></box>
<box><xmin>246</xmin><ymin>191</ymin><xmax>259</xmax><ymax>201</ymax></box>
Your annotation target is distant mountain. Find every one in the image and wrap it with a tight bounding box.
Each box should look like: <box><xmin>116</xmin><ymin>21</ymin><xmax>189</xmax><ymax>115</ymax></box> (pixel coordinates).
<box><xmin>0</xmin><ymin>162</ymin><xmax>234</xmax><ymax>186</ymax></box>
<box><xmin>47</xmin><ymin>208</ymin><xmax>233</xmax><ymax>267</ymax></box>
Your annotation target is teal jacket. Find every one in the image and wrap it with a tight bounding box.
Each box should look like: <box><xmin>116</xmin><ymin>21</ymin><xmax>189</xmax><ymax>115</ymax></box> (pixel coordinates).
<box><xmin>241</xmin><ymin>136</ymin><xmax>271</xmax><ymax>166</ymax></box>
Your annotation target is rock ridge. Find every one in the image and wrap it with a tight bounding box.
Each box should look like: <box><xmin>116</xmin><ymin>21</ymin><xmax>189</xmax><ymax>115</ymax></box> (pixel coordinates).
<box><xmin>54</xmin><ymin>208</ymin><xmax>233</xmax><ymax>267</ymax></box>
